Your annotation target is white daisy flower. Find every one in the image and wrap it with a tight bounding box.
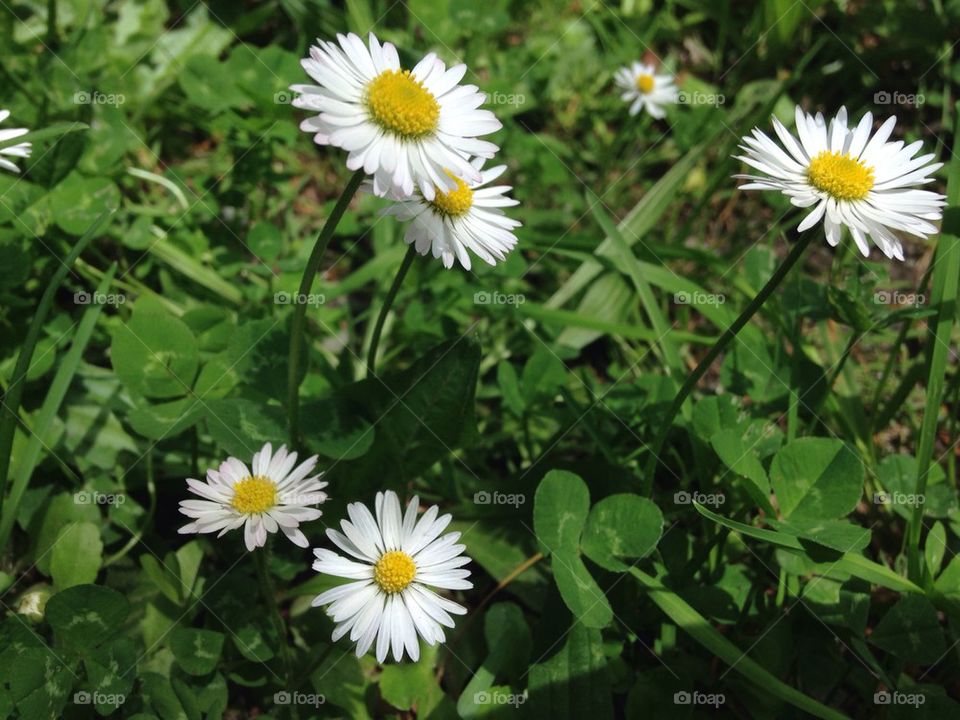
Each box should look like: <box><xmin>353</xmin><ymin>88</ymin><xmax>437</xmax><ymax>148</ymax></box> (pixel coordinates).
<box><xmin>378</xmin><ymin>158</ymin><xmax>521</xmax><ymax>270</ymax></box>
<box><xmin>735</xmin><ymin>106</ymin><xmax>946</xmax><ymax>261</ymax></box>
<box><xmin>311</xmin><ymin>490</ymin><xmax>472</xmax><ymax>663</ymax></box>
<box><xmin>178</xmin><ymin>442</ymin><xmax>328</xmax><ymax>552</ymax></box>
<box><xmin>0</xmin><ymin>109</ymin><xmax>31</xmax><ymax>174</ymax></box>
<box><xmin>614</xmin><ymin>62</ymin><xmax>678</xmax><ymax>119</ymax></box>
<box><xmin>292</xmin><ymin>32</ymin><xmax>501</xmax><ymax>200</ymax></box>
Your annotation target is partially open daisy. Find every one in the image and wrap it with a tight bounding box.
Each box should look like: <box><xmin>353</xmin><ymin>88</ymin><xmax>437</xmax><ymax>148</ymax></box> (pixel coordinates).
<box><xmin>614</xmin><ymin>62</ymin><xmax>678</xmax><ymax>119</ymax></box>
<box><xmin>0</xmin><ymin>109</ymin><xmax>31</xmax><ymax>174</ymax></box>
<box><xmin>292</xmin><ymin>32</ymin><xmax>501</xmax><ymax>200</ymax></box>
<box><xmin>378</xmin><ymin>158</ymin><xmax>520</xmax><ymax>270</ymax></box>
<box><xmin>178</xmin><ymin>442</ymin><xmax>328</xmax><ymax>552</ymax></box>
<box><xmin>736</xmin><ymin>106</ymin><xmax>945</xmax><ymax>260</ymax></box>
<box><xmin>312</xmin><ymin>490</ymin><xmax>472</xmax><ymax>663</ymax></box>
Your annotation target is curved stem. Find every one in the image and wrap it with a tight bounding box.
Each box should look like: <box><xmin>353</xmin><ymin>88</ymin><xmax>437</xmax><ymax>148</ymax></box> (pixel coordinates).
<box><xmin>641</xmin><ymin>230</ymin><xmax>818</xmax><ymax>494</ymax></box>
<box><xmin>366</xmin><ymin>244</ymin><xmax>417</xmax><ymax>377</ymax></box>
<box><xmin>287</xmin><ymin>170</ymin><xmax>364</xmax><ymax>446</ymax></box>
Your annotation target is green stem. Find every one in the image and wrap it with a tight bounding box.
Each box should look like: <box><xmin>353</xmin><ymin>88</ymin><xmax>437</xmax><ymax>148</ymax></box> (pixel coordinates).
<box><xmin>0</xmin><ymin>212</ymin><xmax>111</xmax><ymax>527</ymax></box>
<box><xmin>253</xmin><ymin>545</ymin><xmax>299</xmax><ymax>720</ymax></box>
<box><xmin>287</xmin><ymin>170</ymin><xmax>364</xmax><ymax>446</ymax></box>
<box><xmin>906</xmin><ymin>105</ymin><xmax>960</xmax><ymax>582</ymax></box>
<box><xmin>642</xmin><ymin>230</ymin><xmax>817</xmax><ymax>494</ymax></box>
<box><xmin>366</xmin><ymin>244</ymin><xmax>417</xmax><ymax>377</ymax></box>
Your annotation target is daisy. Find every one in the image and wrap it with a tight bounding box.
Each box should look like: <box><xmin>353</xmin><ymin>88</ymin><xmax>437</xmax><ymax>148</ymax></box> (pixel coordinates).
<box><xmin>735</xmin><ymin>106</ymin><xmax>946</xmax><ymax>260</ymax></box>
<box><xmin>378</xmin><ymin>158</ymin><xmax>520</xmax><ymax>270</ymax></box>
<box><xmin>614</xmin><ymin>62</ymin><xmax>678</xmax><ymax>119</ymax></box>
<box><xmin>292</xmin><ymin>32</ymin><xmax>501</xmax><ymax>200</ymax></box>
<box><xmin>311</xmin><ymin>490</ymin><xmax>472</xmax><ymax>663</ymax></box>
<box><xmin>0</xmin><ymin>109</ymin><xmax>31</xmax><ymax>174</ymax></box>
<box><xmin>178</xmin><ymin>442</ymin><xmax>328</xmax><ymax>552</ymax></box>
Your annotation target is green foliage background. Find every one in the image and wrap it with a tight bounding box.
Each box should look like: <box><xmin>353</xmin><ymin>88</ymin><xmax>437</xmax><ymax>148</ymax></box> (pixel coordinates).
<box><xmin>2</xmin><ymin>0</ymin><xmax>960</xmax><ymax>718</ymax></box>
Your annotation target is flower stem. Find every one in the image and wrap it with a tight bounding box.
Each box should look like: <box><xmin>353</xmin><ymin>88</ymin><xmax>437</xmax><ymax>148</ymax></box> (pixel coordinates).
<box><xmin>366</xmin><ymin>244</ymin><xmax>417</xmax><ymax>377</ymax></box>
<box><xmin>253</xmin><ymin>545</ymin><xmax>299</xmax><ymax>720</ymax></box>
<box><xmin>287</xmin><ymin>170</ymin><xmax>365</xmax><ymax>446</ymax></box>
<box><xmin>641</xmin><ymin>230</ymin><xmax>818</xmax><ymax>494</ymax></box>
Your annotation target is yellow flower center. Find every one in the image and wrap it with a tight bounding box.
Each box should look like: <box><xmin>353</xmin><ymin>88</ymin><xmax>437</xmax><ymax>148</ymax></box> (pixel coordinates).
<box><xmin>231</xmin><ymin>476</ymin><xmax>277</xmax><ymax>514</ymax></box>
<box><xmin>636</xmin><ymin>74</ymin><xmax>655</xmax><ymax>94</ymax></box>
<box><xmin>807</xmin><ymin>151</ymin><xmax>874</xmax><ymax>201</ymax></box>
<box><xmin>366</xmin><ymin>69</ymin><xmax>440</xmax><ymax>139</ymax></box>
<box><xmin>430</xmin><ymin>174</ymin><xmax>474</xmax><ymax>218</ymax></box>
<box><xmin>373</xmin><ymin>550</ymin><xmax>417</xmax><ymax>593</ymax></box>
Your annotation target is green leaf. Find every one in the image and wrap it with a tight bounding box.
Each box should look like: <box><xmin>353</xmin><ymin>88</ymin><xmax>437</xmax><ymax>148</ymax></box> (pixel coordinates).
<box><xmin>379</xmin><ymin>644</ymin><xmax>443</xmax><ymax>713</ymax></box>
<box><xmin>770</xmin><ymin>438</ymin><xmax>864</xmax><ymax>520</ymax></box>
<box><xmin>170</xmin><ymin>628</ymin><xmax>225</xmax><ymax>676</ymax></box>
<box><xmin>528</xmin><ymin>619</ymin><xmax>612</xmax><ymax>718</ymax></box>
<box><xmin>300</xmin><ymin>395</ymin><xmax>375</xmax><ymax>460</ymax></box>
<box><xmin>582</xmin><ymin>494</ymin><xmax>662</xmax><ymax>571</ymax></box>
<box><xmin>50</xmin><ymin>521</ymin><xmax>103</xmax><ymax>589</ymax></box>
<box><xmin>204</xmin><ymin>398</ymin><xmax>285</xmax><ymax>459</ymax></box>
<box><xmin>48</xmin><ymin>173</ymin><xmax>121</xmax><ymax>236</ymax></box>
<box><xmin>693</xmin><ymin>503</ymin><xmax>921</xmax><ymax>595</ymax></box>
<box><xmin>333</xmin><ymin>339</ymin><xmax>480</xmax><ymax>490</ymax></box>
<box><xmin>46</xmin><ymin>584</ymin><xmax>129</xmax><ymax>649</ymax></box>
<box><xmin>869</xmin><ymin>594</ymin><xmax>945</xmax><ymax>664</ymax></box>
<box><xmin>111</xmin><ymin>300</ymin><xmax>199</xmax><ymax>399</ymax></box>
<box><xmin>551</xmin><ymin>549</ymin><xmax>613</xmax><ymax>629</ymax></box>
<box><xmin>768</xmin><ymin>518</ymin><xmax>871</xmax><ymax>553</ymax></box>
<box><xmin>534</xmin><ymin>470</ymin><xmax>590</xmax><ymax>553</ymax></box>
<box><xmin>925</xmin><ymin>522</ymin><xmax>947</xmax><ymax>579</ymax></box>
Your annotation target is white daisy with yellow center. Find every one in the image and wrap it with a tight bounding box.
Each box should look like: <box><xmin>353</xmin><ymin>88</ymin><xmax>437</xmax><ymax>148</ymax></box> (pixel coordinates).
<box><xmin>311</xmin><ymin>490</ymin><xmax>472</xmax><ymax>663</ymax></box>
<box><xmin>0</xmin><ymin>109</ymin><xmax>31</xmax><ymax>174</ymax></box>
<box><xmin>178</xmin><ymin>442</ymin><xmax>328</xmax><ymax>551</ymax></box>
<box><xmin>736</xmin><ymin>106</ymin><xmax>946</xmax><ymax>260</ymax></box>
<box><xmin>613</xmin><ymin>61</ymin><xmax>677</xmax><ymax>119</ymax></box>
<box><xmin>291</xmin><ymin>32</ymin><xmax>501</xmax><ymax>200</ymax></box>
<box><xmin>378</xmin><ymin>158</ymin><xmax>521</xmax><ymax>270</ymax></box>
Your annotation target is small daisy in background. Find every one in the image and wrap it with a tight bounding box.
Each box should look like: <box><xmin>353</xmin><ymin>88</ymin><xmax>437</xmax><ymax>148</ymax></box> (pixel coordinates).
<box><xmin>614</xmin><ymin>61</ymin><xmax>678</xmax><ymax>119</ymax></box>
<box><xmin>735</xmin><ymin>106</ymin><xmax>945</xmax><ymax>260</ymax></box>
<box><xmin>312</xmin><ymin>490</ymin><xmax>472</xmax><ymax>663</ymax></box>
<box><xmin>0</xmin><ymin>109</ymin><xmax>31</xmax><ymax>174</ymax></box>
<box><xmin>179</xmin><ymin>442</ymin><xmax>328</xmax><ymax>551</ymax></box>
<box><xmin>378</xmin><ymin>158</ymin><xmax>521</xmax><ymax>270</ymax></box>
<box><xmin>292</xmin><ymin>32</ymin><xmax>501</xmax><ymax>199</ymax></box>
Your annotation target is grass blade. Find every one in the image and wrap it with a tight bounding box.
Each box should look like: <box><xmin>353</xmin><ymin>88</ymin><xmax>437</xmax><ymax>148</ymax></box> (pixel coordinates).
<box><xmin>631</xmin><ymin>566</ymin><xmax>849</xmax><ymax>719</ymax></box>
<box><xmin>0</xmin><ymin>211</ymin><xmax>112</xmax><ymax>544</ymax></box>
<box><xmin>907</xmin><ymin>103</ymin><xmax>960</xmax><ymax>581</ymax></box>
<box><xmin>0</xmin><ymin>264</ymin><xmax>118</xmax><ymax>553</ymax></box>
